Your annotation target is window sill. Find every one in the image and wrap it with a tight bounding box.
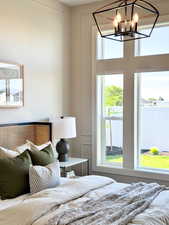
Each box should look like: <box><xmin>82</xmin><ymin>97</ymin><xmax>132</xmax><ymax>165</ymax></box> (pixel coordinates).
<box><xmin>94</xmin><ymin>164</ymin><xmax>169</xmax><ymax>182</ymax></box>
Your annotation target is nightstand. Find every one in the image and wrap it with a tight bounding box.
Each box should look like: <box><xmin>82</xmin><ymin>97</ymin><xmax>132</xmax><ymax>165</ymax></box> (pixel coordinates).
<box><xmin>59</xmin><ymin>157</ymin><xmax>89</xmax><ymax>177</ymax></box>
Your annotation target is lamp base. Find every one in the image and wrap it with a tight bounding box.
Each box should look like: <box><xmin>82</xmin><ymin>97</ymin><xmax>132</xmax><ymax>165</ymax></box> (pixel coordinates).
<box><xmin>58</xmin><ymin>153</ymin><xmax>68</xmax><ymax>162</ymax></box>
<box><xmin>56</xmin><ymin>139</ymin><xmax>70</xmax><ymax>162</ymax></box>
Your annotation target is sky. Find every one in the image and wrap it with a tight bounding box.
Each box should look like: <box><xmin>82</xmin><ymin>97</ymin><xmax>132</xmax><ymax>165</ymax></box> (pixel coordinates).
<box><xmin>139</xmin><ymin>26</ymin><xmax>169</xmax><ymax>56</ymax></box>
<box><xmin>141</xmin><ymin>72</ymin><xmax>169</xmax><ymax>101</ymax></box>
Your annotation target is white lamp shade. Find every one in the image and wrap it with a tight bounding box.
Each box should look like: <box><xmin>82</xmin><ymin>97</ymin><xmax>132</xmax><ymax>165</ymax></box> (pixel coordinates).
<box><xmin>53</xmin><ymin>117</ymin><xmax>76</xmax><ymax>139</ymax></box>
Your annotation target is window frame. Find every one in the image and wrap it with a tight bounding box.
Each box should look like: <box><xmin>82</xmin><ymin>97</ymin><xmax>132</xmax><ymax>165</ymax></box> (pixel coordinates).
<box><xmin>135</xmin><ymin>71</ymin><xmax>169</xmax><ymax>172</ymax></box>
<box><xmin>92</xmin><ymin>15</ymin><xmax>169</xmax><ymax>181</ymax></box>
<box><xmin>97</xmin><ymin>74</ymin><xmax>124</xmax><ymax>168</ymax></box>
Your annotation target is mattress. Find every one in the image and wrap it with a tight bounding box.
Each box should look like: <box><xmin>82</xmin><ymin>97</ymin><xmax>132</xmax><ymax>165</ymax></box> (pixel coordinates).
<box><xmin>0</xmin><ymin>176</ymin><xmax>169</xmax><ymax>225</ymax></box>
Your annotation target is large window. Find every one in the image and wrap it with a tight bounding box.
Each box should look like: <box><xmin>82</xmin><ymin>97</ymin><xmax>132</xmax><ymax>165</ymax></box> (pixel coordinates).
<box><xmin>94</xmin><ymin>20</ymin><xmax>169</xmax><ymax>178</ymax></box>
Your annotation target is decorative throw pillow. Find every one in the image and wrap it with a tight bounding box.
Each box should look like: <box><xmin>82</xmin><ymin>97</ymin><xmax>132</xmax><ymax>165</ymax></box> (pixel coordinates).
<box><xmin>0</xmin><ymin>150</ymin><xmax>32</xmax><ymax>199</ymax></box>
<box><xmin>26</xmin><ymin>140</ymin><xmax>57</xmax><ymax>158</ymax></box>
<box><xmin>28</xmin><ymin>144</ymin><xmax>56</xmax><ymax>166</ymax></box>
<box><xmin>29</xmin><ymin>161</ymin><xmax>60</xmax><ymax>194</ymax></box>
<box><xmin>0</xmin><ymin>146</ymin><xmax>19</xmax><ymax>158</ymax></box>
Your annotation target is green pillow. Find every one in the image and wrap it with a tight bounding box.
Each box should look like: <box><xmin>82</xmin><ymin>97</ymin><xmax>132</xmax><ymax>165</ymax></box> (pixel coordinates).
<box><xmin>29</xmin><ymin>144</ymin><xmax>55</xmax><ymax>166</ymax></box>
<box><xmin>0</xmin><ymin>150</ymin><xmax>32</xmax><ymax>200</ymax></box>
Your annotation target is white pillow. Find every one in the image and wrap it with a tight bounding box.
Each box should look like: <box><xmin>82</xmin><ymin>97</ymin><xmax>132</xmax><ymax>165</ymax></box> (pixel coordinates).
<box><xmin>29</xmin><ymin>161</ymin><xmax>61</xmax><ymax>194</ymax></box>
<box><xmin>26</xmin><ymin>140</ymin><xmax>58</xmax><ymax>158</ymax></box>
<box><xmin>15</xmin><ymin>143</ymin><xmax>30</xmax><ymax>154</ymax></box>
<box><xmin>0</xmin><ymin>146</ymin><xmax>19</xmax><ymax>158</ymax></box>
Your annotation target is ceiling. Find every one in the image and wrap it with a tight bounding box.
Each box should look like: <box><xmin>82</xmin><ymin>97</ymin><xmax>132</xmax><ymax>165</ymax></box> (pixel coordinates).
<box><xmin>60</xmin><ymin>0</ymin><xmax>163</xmax><ymax>7</ymax></box>
<box><xmin>60</xmin><ymin>0</ymin><xmax>103</xmax><ymax>6</ymax></box>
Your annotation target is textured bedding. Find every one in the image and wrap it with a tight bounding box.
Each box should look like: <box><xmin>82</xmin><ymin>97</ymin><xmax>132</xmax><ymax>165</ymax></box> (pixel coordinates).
<box><xmin>0</xmin><ymin>176</ymin><xmax>169</xmax><ymax>225</ymax></box>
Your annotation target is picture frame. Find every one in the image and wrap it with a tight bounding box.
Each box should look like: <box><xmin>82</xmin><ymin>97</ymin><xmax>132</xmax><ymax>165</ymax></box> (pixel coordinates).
<box><xmin>0</xmin><ymin>62</ymin><xmax>24</xmax><ymax>108</ymax></box>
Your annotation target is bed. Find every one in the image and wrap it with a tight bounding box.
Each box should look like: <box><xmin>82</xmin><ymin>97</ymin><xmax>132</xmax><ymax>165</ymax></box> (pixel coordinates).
<box><xmin>0</xmin><ymin>122</ymin><xmax>169</xmax><ymax>225</ymax></box>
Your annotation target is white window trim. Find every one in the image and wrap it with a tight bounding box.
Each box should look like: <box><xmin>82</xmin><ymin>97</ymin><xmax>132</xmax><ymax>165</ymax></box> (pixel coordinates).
<box><xmin>97</xmin><ymin>75</ymin><xmax>124</xmax><ymax>168</ymax></box>
<box><xmin>92</xmin><ymin>15</ymin><xmax>169</xmax><ymax>182</ymax></box>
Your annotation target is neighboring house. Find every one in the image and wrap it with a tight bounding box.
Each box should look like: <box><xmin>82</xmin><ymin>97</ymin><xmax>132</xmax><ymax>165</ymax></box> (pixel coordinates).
<box><xmin>141</xmin><ymin>98</ymin><xmax>169</xmax><ymax>107</ymax></box>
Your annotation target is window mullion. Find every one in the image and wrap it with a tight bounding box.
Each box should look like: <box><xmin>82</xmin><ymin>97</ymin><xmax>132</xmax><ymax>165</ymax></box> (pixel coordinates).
<box><xmin>124</xmin><ymin>39</ymin><xmax>134</xmax><ymax>61</ymax></box>
<box><xmin>123</xmin><ymin>71</ymin><xmax>135</xmax><ymax>169</ymax></box>
<box><xmin>123</xmin><ymin>39</ymin><xmax>135</xmax><ymax>170</ymax></box>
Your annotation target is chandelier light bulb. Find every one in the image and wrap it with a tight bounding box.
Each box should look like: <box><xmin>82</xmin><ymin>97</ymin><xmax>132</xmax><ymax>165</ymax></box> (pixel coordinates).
<box><xmin>133</xmin><ymin>13</ymin><xmax>139</xmax><ymax>23</ymax></box>
<box><xmin>113</xmin><ymin>18</ymin><xmax>118</xmax><ymax>28</ymax></box>
<box><xmin>116</xmin><ymin>13</ymin><xmax>122</xmax><ymax>23</ymax></box>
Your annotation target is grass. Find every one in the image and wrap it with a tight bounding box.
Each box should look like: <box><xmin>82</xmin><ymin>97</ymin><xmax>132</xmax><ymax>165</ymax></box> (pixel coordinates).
<box><xmin>106</xmin><ymin>154</ymin><xmax>169</xmax><ymax>169</ymax></box>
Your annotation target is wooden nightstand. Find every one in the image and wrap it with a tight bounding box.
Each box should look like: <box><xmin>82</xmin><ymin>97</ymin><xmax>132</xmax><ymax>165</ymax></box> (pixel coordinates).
<box><xmin>59</xmin><ymin>157</ymin><xmax>89</xmax><ymax>177</ymax></box>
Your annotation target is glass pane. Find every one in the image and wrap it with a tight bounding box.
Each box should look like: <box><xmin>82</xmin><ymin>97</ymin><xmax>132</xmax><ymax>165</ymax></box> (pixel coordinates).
<box><xmin>97</xmin><ymin>34</ymin><xmax>123</xmax><ymax>60</ymax></box>
<box><xmin>9</xmin><ymin>79</ymin><xmax>23</xmax><ymax>106</ymax></box>
<box><xmin>137</xmin><ymin>71</ymin><xmax>169</xmax><ymax>170</ymax></box>
<box><xmin>135</xmin><ymin>25</ymin><xmax>169</xmax><ymax>56</ymax></box>
<box><xmin>0</xmin><ymin>80</ymin><xmax>6</xmax><ymax>105</ymax></box>
<box><xmin>97</xmin><ymin>75</ymin><xmax>123</xmax><ymax>166</ymax></box>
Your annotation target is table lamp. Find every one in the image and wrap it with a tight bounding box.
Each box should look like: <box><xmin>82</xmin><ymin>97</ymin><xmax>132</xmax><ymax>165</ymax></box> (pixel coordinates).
<box><xmin>53</xmin><ymin>116</ymin><xmax>76</xmax><ymax>162</ymax></box>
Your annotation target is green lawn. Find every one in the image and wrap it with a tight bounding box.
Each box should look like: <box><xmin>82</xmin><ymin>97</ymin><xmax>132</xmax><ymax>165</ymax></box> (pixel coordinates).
<box><xmin>106</xmin><ymin>154</ymin><xmax>169</xmax><ymax>169</ymax></box>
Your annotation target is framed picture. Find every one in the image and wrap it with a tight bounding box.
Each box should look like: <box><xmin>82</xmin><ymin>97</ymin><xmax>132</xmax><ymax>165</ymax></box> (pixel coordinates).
<box><xmin>0</xmin><ymin>62</ymin><xmax>24</xmax><ymax>108</ymax></box>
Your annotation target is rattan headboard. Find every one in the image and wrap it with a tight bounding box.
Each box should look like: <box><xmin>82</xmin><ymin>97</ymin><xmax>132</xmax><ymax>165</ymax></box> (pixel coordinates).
<box><xmin>0</xmin><ymin>122</ymin><xmax>52</xmax><ymax>149</ymax></box>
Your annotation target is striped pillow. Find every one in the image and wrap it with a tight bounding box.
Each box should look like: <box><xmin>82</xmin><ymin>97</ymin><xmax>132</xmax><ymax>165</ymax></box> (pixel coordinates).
<box><xmin>29</xmin><ymin>161</ymin><xmax>60</xmax><ymax>194</ymax></box>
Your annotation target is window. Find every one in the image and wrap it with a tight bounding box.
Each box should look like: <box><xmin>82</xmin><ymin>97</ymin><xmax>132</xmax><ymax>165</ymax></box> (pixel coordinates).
<box><xmin>94</xmin><ymin>18</ymin><xmax>169</xmax><ymax>179</ymax></box>
<box><xmin>97</xmin><ymin>34</ymin><xmax>123</xmax><ymax>60</ymax></box>
<box><xmin>135</xmin><ymin>25</ymin><xmax>169</xmax><ymax>56</ymax></box>
<box><xmin>136</xmin><ymin>71</ymin><xmax>169</xmax><ymax>170</ymax></box>
<box><xmin>97</xmin><ymin>75</ymin><xmax>123</xmax><ymax>167</ymax></box>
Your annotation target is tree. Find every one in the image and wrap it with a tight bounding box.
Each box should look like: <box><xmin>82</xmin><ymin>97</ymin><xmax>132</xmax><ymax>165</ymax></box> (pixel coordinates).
<box><xmin>104</xmin><ymin>85</ymin><xmax>123</xmax><ymax>107</ymax></box>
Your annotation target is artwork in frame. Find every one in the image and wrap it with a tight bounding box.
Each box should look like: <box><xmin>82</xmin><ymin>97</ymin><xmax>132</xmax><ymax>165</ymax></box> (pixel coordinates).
<box><xmin>0</xmin><ymin>62</ymin><xmax>24</xmax><ymax>108</ymax></box>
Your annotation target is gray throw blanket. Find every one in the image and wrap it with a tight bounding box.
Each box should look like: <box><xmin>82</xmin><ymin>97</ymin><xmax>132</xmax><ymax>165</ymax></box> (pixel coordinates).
<box><xmin>46</xmin><ymin>182</ymin><xmax>167</xmax><ymax>225</ymax></box>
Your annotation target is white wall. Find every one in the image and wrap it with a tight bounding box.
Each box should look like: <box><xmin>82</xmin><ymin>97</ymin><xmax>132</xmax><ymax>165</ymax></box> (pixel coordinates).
<box><xmin>71</xmin><ymin>0</ymin><xmax>169</xmax><ymax>183</ymax></box>
<box><xmin>0</xmin><ymin>0</ymin><xmax>71</xmax><ymax>123</ymax></box>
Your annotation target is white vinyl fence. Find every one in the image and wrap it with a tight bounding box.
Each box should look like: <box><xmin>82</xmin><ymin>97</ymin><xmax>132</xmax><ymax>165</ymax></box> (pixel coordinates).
<box><xmin>106</xmin><ymin>107</ymin><xmax>169</xmax><ymax>152</ymax></box>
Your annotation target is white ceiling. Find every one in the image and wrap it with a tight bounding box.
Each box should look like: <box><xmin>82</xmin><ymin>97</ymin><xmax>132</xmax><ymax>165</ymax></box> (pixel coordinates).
<box><xmin>60</xmin><ymin>0</ymin><xmax>164</xmax><ymax>7</ymax></box>
<box><xmin>60</xmin><ymin>0</ymin><xmax>103</xmax><ymax>6</ymax></box>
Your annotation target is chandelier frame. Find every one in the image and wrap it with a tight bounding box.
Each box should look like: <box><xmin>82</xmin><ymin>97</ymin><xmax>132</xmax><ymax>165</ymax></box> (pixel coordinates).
<box><xmin>92</xmin><ymin>0</ymin><xmax>160</xmax><ymax>42</ymax></box>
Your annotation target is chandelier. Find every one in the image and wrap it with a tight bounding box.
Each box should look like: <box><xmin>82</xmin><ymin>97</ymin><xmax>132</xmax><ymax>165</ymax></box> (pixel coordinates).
<box><xmin>92</xmin><ymin>0</ymin><xmax>159</xmax><ymax>42</ymax></box>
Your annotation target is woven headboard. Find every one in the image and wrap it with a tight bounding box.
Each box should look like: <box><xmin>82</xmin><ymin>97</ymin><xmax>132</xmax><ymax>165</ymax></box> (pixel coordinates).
<box><xmin>0</xmin><ymin>122</ymin><xmax>52</xmax><ymax>149</ymax></box>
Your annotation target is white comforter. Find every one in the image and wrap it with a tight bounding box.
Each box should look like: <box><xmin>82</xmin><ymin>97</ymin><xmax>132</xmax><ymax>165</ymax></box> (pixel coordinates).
<box><xmin>0</xmin><ymin>176</ymin><xmax>169</xmax><ymax>225</ymax></box>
